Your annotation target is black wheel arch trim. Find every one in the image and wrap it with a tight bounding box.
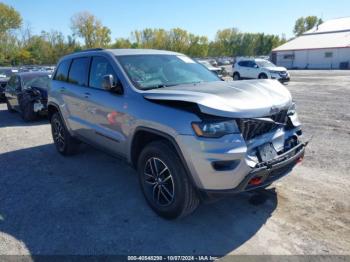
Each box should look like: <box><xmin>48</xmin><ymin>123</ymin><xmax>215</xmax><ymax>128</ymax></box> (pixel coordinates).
<box><xmin>47</xmin><ymin>102</ymin><xmax>62</xmax><ymax>121</ymax></box>
<box><xmin>131</xmin><ymin>126</ymin><xmax>202</xmax><ymax>191</ymax></box>
<box><xmin>47</xmin><ymin>102</ymin><xmax>71</xmax><ymax>132</ymax></box>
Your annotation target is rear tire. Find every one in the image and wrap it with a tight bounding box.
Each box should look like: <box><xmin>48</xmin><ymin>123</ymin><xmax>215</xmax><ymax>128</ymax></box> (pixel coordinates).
<box><xmin>137</xmin><ymin>140</ymin><xmax>200</xmax><ymax>219</ymax></box>
<box><xmin>6</xmin><ymin>98</ymin><xmax>15</xmax><ymax>113</ymax></box>
<box><xmin>233</xmin><ymin>72</ymin><xmax>240</xmax><ymax>80</ymax></box>
<box><xmin>51</xmin><ymin>112</ymin><xmax>80</xmax><ymax>156</ymax></box>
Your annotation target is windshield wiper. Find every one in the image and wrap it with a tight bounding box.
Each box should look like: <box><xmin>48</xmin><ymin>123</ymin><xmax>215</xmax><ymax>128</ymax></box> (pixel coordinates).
<box><xmin>142</xmin><ymin>83</ymin><xmax>180</xmax><ymax>90</ymax></box>
<box><xmin>142</xmin><ymin>81</ymin><xmax>204</xmax><ymax>90</ymax></box>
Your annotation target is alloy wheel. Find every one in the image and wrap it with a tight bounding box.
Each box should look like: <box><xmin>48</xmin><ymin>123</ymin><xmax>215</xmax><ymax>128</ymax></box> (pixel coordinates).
<box><xmin>143</xmin><ymin>157</ymin><xmax>175</xmax><ymax>206</ymax></box>
<box><xmin>52</xmin><ymin>118</ymin><xmax>65</xmax><ymax>151</ymax></box>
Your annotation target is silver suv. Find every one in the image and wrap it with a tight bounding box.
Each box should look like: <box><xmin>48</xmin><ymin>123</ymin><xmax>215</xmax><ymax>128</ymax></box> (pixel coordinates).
<box><xmin>48</xmin><ymin>48</ymin><xmax>306</xmax><ymax>219</ymax></box>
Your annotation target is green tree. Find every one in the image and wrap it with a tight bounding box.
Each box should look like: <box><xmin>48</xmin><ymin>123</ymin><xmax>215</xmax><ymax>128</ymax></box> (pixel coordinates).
<box><xmin>187</xmin><ymin>35</ymin><xmax>209</xmax><ymax>57</ymax></box>
<box><xmin>71</xmin><ymin>12</ymin><xmax>111</xmax><ymax>48</ymax></box>
<box><xmin>293</xmin><ymin>16</ymin><xmax>323</xmax><ymax>36</ymax></box>
<box><xmin>112</xmin><ymin>38</ymin><xmax>132</xmax><ymax>48</ymax></box>
<box><xmin>0</xmin><ymin>3</ymin><xmax>22</xmax><ymax>35</ymax></box>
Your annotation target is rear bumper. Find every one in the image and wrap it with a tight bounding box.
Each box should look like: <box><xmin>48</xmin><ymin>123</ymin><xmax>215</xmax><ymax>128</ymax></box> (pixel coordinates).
<box><xmin>199</xmin><ymin>141</ymin><xmax>307</xmax><ymax>198</ymax></box>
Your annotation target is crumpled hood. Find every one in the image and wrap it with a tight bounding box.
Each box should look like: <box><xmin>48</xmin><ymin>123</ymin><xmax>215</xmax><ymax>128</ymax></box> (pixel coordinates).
<box><xmin>143</xmin><ymin>80</ymin><xmax>292</xmax><ymax>118</ymax></box>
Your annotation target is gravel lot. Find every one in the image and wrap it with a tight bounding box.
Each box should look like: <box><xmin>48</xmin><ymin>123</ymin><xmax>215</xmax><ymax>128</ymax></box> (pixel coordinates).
<box><xmin>0</xmin><ymin>70</ymin><xmax>349</xmax><ymax>257</ymax></box>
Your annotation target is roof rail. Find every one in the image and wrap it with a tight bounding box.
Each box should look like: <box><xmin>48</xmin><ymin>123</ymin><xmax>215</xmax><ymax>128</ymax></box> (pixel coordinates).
<box><xmin>76</xmin><ymin>48</ymin><xmax>104</xmax><ymax>53</ymax></box>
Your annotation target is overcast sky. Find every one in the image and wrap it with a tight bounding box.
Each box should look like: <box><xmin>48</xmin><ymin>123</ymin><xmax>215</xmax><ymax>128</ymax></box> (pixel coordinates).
<box><xmin>3</xmin><ymin>0</ymin><xmax>350</xmax><ymax>41</ymax></box>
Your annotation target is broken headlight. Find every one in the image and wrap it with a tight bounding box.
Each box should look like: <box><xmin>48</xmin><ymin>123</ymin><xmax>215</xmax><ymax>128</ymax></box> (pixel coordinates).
<box><xmin>192</xmin><ymin>120</ymin><xmax>240</xmax><ymax>138</ymax></box>
<box><xmin>287</xmin><ymin>102</ymin><xmax>296</xmax><ymax>116</ymax></box>
<box><xmin>288</xmin><ymin>102</ymin><xmax>301</xmax><ymax>127</ymax></box>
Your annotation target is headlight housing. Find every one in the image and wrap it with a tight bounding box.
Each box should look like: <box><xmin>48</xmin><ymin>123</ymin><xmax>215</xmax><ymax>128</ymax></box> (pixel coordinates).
<box><xmin>287</xmin><ymin>102</ymin><xmax>296</xmax><ymax>116</ymax></box>
<box><xmin>287</xmin><ymin>102</ymin><xmax>301</xmax><ymax>127</ymax></box>
<box><xmin>192</xmin><ymin>120</ymin><xmax>240</xmax><ymax>138</ymax></box>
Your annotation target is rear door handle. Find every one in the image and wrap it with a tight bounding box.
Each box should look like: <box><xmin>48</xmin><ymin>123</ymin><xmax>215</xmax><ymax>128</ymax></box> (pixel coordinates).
<box><xmin>84</xmin><ymin>92</ymin><xmax>91</xmax><ymax>98</ymax></box>
<box><xmin>59</xmin><ymin>87</ymin><xmax>65</xmax><ymax>93</ymax></box>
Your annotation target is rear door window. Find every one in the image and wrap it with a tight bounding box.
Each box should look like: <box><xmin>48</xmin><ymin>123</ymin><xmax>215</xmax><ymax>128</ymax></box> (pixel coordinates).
<box><xmin>54</xmin><ymin>60</ymin><xmax>71</xmax><ymax>82</ymax></box>
<box><xmin>238</xmin><ymin>61</ymin><xmax>248</xmax><ymax>67</ymax></box>
<box><xmin>7</xmin><ymin>76</ymin><xmax>21</xmax><ymax>91</ymax></box>
<box><xmin>6</xmin><ymin>76</ymin><xmax>16</xmax><ymax>91</ymax></box>
<box><xmin>68</xmin><ymin>57</ymin><xmax>90</xmax><ymax>86</ymax></box>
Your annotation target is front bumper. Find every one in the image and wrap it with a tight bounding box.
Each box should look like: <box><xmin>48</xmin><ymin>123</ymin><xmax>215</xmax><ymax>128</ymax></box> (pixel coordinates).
<box><xmin>177</xmin><ymin>126</ymin><xmax>305</xmax><ymax>191</ymax></box>
<box><xmin>279</xmin><ymin>77</ymin><xmax>290</xmax><ymax>83</ymax></box>
<box><xmin>270</xmin><ymin>72</ymin><xmax>290</xmax><ymax>82</ymax></box>
<box><xmin>202</xmin><ymin>141</ymin><xmax>307</xmax><ymax>197</ymax></box>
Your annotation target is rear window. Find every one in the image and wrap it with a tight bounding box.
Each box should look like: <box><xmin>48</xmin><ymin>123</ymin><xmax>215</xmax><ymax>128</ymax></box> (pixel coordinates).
<box><xmin>68</xmin><ymin>57</ymin><xmax>90</xmax><ymax>86</ymax></box>
<box><xmin>54</xmin><ymin>60</ymin><xmax>71</xmax><ymax>81</ymax></box>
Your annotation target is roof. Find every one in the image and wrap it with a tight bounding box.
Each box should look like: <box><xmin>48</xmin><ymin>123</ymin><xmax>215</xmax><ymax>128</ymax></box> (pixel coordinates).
<box><xmin>62</xmin><ymin>48</ymin><xmax>185</xmax><ymax>61</ymax></box>
<box><xmin>304</xmin><ymin>17</ymin><xmax>350</xmax><ymax>34</ymax></box>
<box><xmin>273</xmin><ymin>17</ymin><xmax>350</xmax><ymax>52</ymax></box>
<box><xmin>106</xmin><ymin>48</ymin><xmax>183</xmax><ymax>56</ymax></box>
<box><xmin>74</xmin><ymin>48</ymin><xmax>182</xmax><ymax>56</ymax></box>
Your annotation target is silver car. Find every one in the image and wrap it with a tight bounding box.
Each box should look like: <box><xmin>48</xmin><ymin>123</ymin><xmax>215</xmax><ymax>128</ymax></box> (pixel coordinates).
<box><xmin>48</xmin><ymin>48</ymin><xmax>306</xmax><ymax>219</ymax></box>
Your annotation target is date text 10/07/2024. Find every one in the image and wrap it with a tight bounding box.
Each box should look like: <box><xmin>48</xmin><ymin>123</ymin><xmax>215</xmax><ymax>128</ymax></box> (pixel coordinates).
<box><xmin>127</xmin><ymin>256</ymin><xmax>219</xmax><ymax>261</ymax></box>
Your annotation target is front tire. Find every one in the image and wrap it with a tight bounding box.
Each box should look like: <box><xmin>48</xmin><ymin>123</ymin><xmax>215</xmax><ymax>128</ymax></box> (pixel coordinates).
<box><xmin>51</xmin><ymin>112</ymin><xmax>80</xmax><ymax>156</ymax></box>
<box><xmin>258</xmin><ymin>73</ymin><xmax>268</xmax><ymax>79</ymax></box>
<box><xmin>137</xmin><ymin>141</ymin><xmax>200</xmax><ymax>219</ymax></box>
<box><xmin>20</xmin><ymin>101</ymin><xmax>37</xmax><ymax>121</ymax></box>
<box><xmin>233</xmin><ymin>72</ymin><xmax>240</xmax><ymax>80</ymax></box>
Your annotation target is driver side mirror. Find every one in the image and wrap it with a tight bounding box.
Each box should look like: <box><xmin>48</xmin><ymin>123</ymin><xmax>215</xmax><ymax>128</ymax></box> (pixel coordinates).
<box><xmin>254</xmin><ymin>64</ymin><xmax>259</xmax><ymax>68</ymax></box>
<box><xmin>102</xmin><ymin>74</ymin><xmax>123</xmax><ymax>94</ymax></box>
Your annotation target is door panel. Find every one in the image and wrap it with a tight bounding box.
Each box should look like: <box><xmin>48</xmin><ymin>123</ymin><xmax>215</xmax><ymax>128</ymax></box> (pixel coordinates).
<box><xmin>62</xmin><ymin>57</ymin><xmax>91</xmax><ymax>137</ymax></box>
<box><xmin>247</xmin><ymin>61</ymin><xmax>257</xmax><ymax>78</ymax></box>
<box><xmin>82</xmin><ymin>56</ymin><xmax>127</xmax><ymax>156</ymax></box>
<box><xmin>82</xmin><ymin>89</ymin><xmax>127</xmax><ymax>157</ymax></box>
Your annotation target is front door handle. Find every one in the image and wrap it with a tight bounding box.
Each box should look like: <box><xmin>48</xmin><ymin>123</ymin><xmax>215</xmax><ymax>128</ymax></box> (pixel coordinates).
<box><xmin>59</xmin><ymin>87</ymin><xmax>65</xmax><ymax>93</ymax></box>
<box><xmin>84</xmin><ymin>92</ymin><xmax>91</xmax><ymax>98</ymax></box>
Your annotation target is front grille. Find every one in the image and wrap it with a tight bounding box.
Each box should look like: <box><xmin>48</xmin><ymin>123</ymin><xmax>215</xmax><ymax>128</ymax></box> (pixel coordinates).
<box><xmin>237</xmin><ymin>110</ymin><xmax>288</xmax><ymax>141</ymax></box>
<box><xmin>271</xmin><ymin>109</ymin><xmax>288</xmax><ymax>124</ymax></box>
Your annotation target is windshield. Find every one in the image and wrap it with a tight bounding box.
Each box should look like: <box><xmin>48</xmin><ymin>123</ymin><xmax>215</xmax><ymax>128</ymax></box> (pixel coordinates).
<box><xmin>116</xmin><ymin>55</ymin><xmax>220</xmax><ymax>90</ymax></box>
<box><xmin>256</xmin><ymin>60</ymin><xmax>276</xmax><ymax>68</ymax></box>
<box><xmin>23</xmin><ymin>74</ymin><xmax>50</xmax><ymax>90</ymax></box>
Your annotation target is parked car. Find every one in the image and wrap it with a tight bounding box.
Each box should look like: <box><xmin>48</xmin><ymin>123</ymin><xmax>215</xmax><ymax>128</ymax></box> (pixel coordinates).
<box><xmin>217</xmin><ymin>58</ymin><xmax>231</xmax><ymax>66</ymax></box>
<box><xmin>48</xmin><ymin>49</ymin><xmax>306</xmax><ymax>219</ymax></box>
<box><xmin>209</xmin><ymin>59</ymin><xmax>218</xmax><ymax>67</ymax></box>
<box><xmin>233</xmin><ymin>58</ymin><xmax>290</xmax><ymax>82</ymax></box>
<box><xmin>0</xmin><ymin>67</ymin><xmax>18</xmax><ymax>101</ymax></box>
<box><xmin>196</xmin><ymin>59</ymin><xmax>223</xmax><ymax>78</ymax></box>
<box><xmin>5</xmin><ymin>72</ymin><xmax>51</xmax><ymax>121</ymax></box>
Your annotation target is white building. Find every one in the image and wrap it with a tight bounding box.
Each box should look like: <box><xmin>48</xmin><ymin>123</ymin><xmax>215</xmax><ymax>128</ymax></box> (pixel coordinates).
<box><xmin>272</xmin><ymin>17</ymin><xmax>350</xmax><ymax>69</ymax></box>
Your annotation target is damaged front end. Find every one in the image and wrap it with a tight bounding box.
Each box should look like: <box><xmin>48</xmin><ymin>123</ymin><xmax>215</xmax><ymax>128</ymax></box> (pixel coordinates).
<box><xmin>21</xmin><ymin>87</ymin><xmax>48</xmax><ymax>115</ymax></box>
<box><xmin>232</xmin><ymin>102</ymin><xmax>307</xmax><ymax>191</ymax></box>
<box><xmin>143</xmin><ymin>80</ymin><xmax>307</xmax><ymax>193</ymax></box>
